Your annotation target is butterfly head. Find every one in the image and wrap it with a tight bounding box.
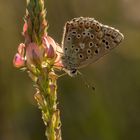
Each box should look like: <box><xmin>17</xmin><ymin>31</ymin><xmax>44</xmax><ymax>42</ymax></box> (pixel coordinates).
<box><xmin>65</xmin><ymin>68</ymin><xmax>78</xmax><ymax>77</ymax></box>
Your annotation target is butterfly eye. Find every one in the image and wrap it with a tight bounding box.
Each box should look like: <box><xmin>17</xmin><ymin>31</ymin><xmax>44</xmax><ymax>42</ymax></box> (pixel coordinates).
<box><xmin>71</xmin><ymin>69</ymin><xmax>77</xmax><ymax>74</ymax></box>
<box><xmin>70</xmin><ymin>69</ymin><xmax>77</xmax><ymax>76</ymax></box>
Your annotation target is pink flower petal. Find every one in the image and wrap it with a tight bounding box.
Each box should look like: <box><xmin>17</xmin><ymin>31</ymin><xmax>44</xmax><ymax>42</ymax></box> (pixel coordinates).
<box><xmin>42</xmin><ymin>35</ymin><xmax>50</xmax><ymax>50</ymax></box>
<box><xmin>46</xmin><ymin>36</ymin><xmax>57</xmax><ymax>51</ymax></box>
<box><xmin>18</xmin><ymin>43</ymin><xmax>25</xmax><ymax>56</ymax></box>
<box><xmin>26</xmin><ymin>43</ymin><xmax>43</xmax><ymax>66</ymax></box>
<box><xmin>47</xmin><ymin>44</ymin><xmax>56</xmax><ymax>59</ymax></box>
<box><xmin>23</xmin><ymin>22</ymin><xmax>28</xmax><ymax>35</ymax></box>
<box><xmin>42</xmin><ymin>35</ymin><xmax>63</xmax><ymax>61</ymax></box>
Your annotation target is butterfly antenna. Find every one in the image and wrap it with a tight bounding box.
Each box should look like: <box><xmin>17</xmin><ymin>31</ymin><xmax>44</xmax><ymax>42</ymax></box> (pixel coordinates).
<box><xmin>77</xmin><ymin>71</ymin><xmax>95</xmax><ymax>91</ymax></box>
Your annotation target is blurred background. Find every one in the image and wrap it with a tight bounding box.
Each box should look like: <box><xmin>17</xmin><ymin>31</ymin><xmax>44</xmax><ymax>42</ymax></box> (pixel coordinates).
<box><xmin>0</xmin><ymin>0</ymin><xmax>140</xmax><ymax>140</ymax></box>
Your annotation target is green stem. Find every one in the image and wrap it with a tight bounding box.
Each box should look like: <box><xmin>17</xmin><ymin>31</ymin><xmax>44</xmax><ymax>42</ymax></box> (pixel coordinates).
<box><xmin>34</xmin><ymin>69</ymin><xmax>62</xmax><ymax>140</ymax></box>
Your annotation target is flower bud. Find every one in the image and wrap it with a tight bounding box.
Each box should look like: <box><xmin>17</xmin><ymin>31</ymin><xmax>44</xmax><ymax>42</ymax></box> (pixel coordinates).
<box><xmin>13</xmin><ymin>53</ymin><xmax>25</xmax><ymax>68</ymax></box>
<box><xmin>47</xmin><ymin>44</ymin><xmax>55</xmax><ymax>59</ymax></box>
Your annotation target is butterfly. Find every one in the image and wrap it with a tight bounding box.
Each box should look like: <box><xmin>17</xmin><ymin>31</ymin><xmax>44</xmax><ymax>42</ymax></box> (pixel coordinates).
<box><xmin>61</xmin><ymin>17</ymin><xmax>124</xmax><ymax>76</ymax></box>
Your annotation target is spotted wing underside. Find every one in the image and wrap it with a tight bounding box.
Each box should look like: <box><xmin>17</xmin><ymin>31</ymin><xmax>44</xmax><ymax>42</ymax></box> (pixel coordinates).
<box><xmin>62</xmin><ymin>17</ymin><xmax>124</xmax><ymax>70</ymax></box>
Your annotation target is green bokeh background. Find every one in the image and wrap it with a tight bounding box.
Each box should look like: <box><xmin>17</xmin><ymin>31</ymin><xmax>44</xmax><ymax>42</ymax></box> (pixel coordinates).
<box><xmin>0</xmin><ymin>0</ymin><xmax>140</xmax><ymax>140</ymax></box>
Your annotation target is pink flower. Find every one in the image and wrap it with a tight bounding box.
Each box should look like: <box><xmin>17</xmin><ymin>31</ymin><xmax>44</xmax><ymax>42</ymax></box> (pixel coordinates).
<box><xmin>43</xmin><ymin>35</ymin><xmax>56</xmax><ymax>59</ymax></box>
<box><xmin>14</xmin><ymin>34</ymin><xmax>63</xmax><ymax>70</ymax></box>
<box><xmin>13</xmin><ymin>43</ymin><xmax>25</xmax><ymax>68</ymax></box>
<box><xmin>26</xmin><ymin>43</ymin><xmax>43</xmax><ymax>66</ymax></box>
<box><xmin>43</xmin><ymin>35</ymin><xmax>63</xmax><ymax>68</ymax></box>
<box><xmin>13</xmin><ymin>53</ymin><xmax>25</xmax><ymax>68</ymax></box>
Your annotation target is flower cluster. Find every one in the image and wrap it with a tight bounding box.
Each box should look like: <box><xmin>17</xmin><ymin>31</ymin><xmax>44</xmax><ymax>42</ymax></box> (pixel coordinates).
<box><xmin>13</xmin><ymin>23</ymin><xmax>63</xmax><ymax>76</ymax></box>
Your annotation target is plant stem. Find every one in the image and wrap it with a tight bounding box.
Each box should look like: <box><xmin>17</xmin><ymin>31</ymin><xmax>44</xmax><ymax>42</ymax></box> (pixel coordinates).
<box><xmin>34</xmin><ymin>67</ymin><xmax>62</xmax><ymax>140</ymax></box>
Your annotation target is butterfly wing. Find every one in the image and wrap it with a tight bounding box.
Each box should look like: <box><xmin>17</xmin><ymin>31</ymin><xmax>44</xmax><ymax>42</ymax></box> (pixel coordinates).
<box><xmin>62</xmin><ymin>17</ymin><xmax>124</xmax><ymax>70</ymax></box>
